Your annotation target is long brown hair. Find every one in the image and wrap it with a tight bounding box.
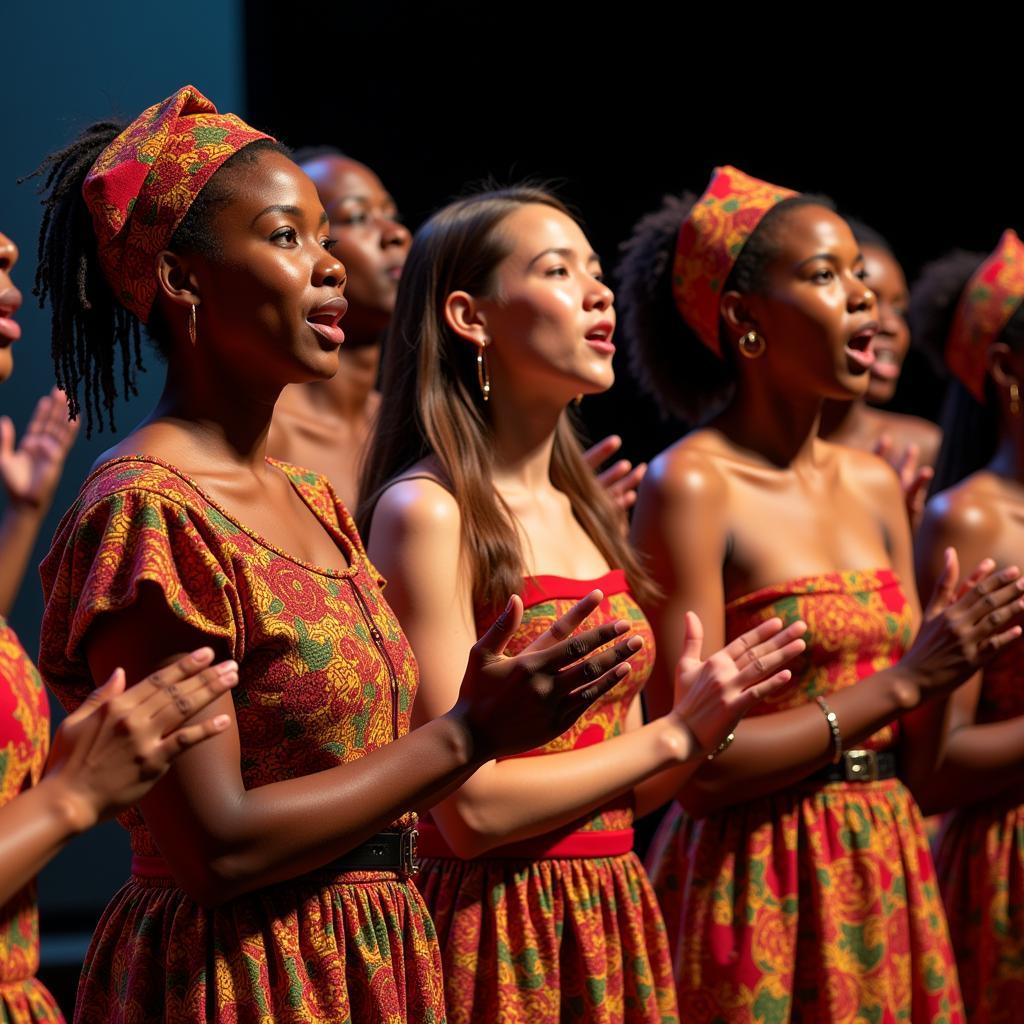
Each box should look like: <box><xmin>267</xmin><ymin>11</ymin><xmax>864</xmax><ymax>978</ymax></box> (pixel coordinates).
<box><xmin>358</xmin><ymin>186</ymin><xmax>657</xmax><ymax>613</ymax></box>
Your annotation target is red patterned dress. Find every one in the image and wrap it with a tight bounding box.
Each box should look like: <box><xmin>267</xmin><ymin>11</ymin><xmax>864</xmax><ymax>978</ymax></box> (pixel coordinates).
<box><xmin>0</xmin><ymin>619</ymin><xmax>64</xmax><ymax>1024</ymax></box>
<box><xmin>934</xmin><ymin>648</ymin><xmax>1024</xmax><ymax>1022</ymax></box>
<box><xmin>416</xmin><ymin>571</ymin><xmax>678</xmax><ymax>1024</ymax></box>
<box><xmin>37</xmin><ymin>456</ymin><xmax>445</xmax><ymax>1024</ymax></box>
<box><xmin>646</xmin><ymin>569</ymin><xmax>964</xmax><ymax>1024</ymax></box>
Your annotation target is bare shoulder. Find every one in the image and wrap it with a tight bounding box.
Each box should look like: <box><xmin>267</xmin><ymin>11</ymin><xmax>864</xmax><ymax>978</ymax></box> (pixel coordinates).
<box><xmin>920</xmin><ymin>473</ymin><xmax>1003</xmax><ymax>552</ymax></box>
<box><xmin>645</xmin><ymin>430</ymin><xmax>729</xmax><ymax>507</ymax></box>
<box><xmin>369</xmin><ymin>461</ymin><xmax>461</xmax><ymax>540</ymax></box>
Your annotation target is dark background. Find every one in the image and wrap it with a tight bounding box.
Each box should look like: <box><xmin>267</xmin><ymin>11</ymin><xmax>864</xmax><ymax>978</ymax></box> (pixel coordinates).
<box><xmin>3</xmin><ymin>1</ymin><xmax>1022</xmax><ymax>1011</ymax></box>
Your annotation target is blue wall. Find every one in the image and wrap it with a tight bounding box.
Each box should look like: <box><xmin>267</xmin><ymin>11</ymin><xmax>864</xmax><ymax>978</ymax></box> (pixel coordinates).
<box><xmin>1</xmin><ymin>0</ymin><xmax>244</xmax><ymax>924</ymax></box>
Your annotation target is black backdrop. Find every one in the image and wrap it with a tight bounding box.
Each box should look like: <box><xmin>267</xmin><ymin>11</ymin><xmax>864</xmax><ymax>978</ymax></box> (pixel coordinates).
<box><xmin>245</xmin><ymin>5</ymin><xmax>1024</xmax><ymax>460</ymax></box>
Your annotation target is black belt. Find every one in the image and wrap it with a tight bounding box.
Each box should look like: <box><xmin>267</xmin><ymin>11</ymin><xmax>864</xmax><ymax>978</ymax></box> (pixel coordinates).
<box><xmin>332</xmin><ymin>827</ymin><xmax>419</xmax><ymax>876</ymax></box>
<box><xmin>813</xmin><ymin>749</ymin><xmax>897</xmax><ymax>784</ymax></box>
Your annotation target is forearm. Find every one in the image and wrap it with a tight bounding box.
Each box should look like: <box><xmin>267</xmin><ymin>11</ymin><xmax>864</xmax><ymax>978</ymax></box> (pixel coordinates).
<box><xmin>680</xmin><ymin>664</ymin><xmax>920</xmax><ymax>817</ymax></box>
<box><xmin>0</xmin><ymin>777</ymin><xmax>87</xmax><ymax>906</ymax></box>
<box><xmin>147</xmin><ymin>710</ymin><xmax>485</xmax><ymax>905</ymax></box>
<box><xmin>0</xmin><ymin>504</ymin><xmax>46</xmax><ymax>616</ymax></box>
<box><xmin>432</xmin><ymin>716</ymin><xmax>691</xmax><ymax>858</ymax></box>
<box><xmin>913</xmin><ymin>716</ymin><xmax>1024</xmax><ymax>814</ymax></box>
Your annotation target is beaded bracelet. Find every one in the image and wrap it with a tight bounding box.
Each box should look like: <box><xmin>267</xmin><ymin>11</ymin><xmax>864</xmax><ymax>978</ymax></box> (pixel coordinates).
<box><xmin>815</xmin><ymin>695</ymin><xmax>843</xmax><ymax>764</ymax></box>
<box><xmin>706</xmin><ymin>731</ymin><xmax>736</xmax><ymax>761</ymax></box>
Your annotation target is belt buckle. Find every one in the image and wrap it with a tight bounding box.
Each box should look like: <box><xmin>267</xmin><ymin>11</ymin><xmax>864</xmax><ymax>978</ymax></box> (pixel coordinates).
<box><xmin>400</xmin><ymin>827</ymin><xmax>419</xmax><ymax>877</ymax></box>
<box><xmin>844</xmin><ymin>749</ymin><xmax>877</xmax><ymax>782</ymax></box>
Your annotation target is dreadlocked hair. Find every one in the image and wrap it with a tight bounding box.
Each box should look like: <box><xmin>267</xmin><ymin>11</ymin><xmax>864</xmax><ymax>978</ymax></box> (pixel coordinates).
<box><xmin>910</xmin><ymin>248</ymin><xmax>1024</xmax><ymax>492</ymax></box>
<box><xmin>617</xmin><ymin>192</ymin><xmax>835</xmax><ymax>425</ymax></box>
<box><xmin>30</xmin><ymin>125</ymin><xmax>288</xmax><ymax>436</ymax></box>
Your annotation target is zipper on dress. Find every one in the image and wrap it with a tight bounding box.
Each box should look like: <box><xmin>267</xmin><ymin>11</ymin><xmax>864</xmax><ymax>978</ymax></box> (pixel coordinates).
<box><xmin>345</xmin><ymin>576</ymin><xmax>400</xmax><ymax>742</ymax></box>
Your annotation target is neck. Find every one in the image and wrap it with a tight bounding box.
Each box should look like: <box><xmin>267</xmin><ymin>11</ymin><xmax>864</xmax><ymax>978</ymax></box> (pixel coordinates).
<box><xmin>487</xmin><ymin>386</ymin><xmax>564</xmax><ymax>494</ymax></box>
<box><xmin>302</xmin><ymin>343</ymin><xmax>381</xmax><ymax>419</ymax></box>
<box><xmin>819</xmin><ymin>397</ymin><xmax>868</xmax><ymax>442</ymax></box>
<box><xmin>719</xmin><ymin>375</ymin><xmax>823</xmax><ymax>468</ymax></box>
<box><xmin>153</xmin><ymin>355</ymin><xmax>283</xmax><ymax>471</ymax></box>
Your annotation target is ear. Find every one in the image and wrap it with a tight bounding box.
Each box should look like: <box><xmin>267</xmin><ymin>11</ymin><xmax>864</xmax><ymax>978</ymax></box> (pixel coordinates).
<box><xmin>444</xmin><ymin>290</ymin><xmax>490</xmax><ymax>349</ymax></box>
<box><xmin>155</xmin><ymin>249</ymin><xmax>202</xmax><ymax>310</ymax></box>
<box><xmin>719</xmin><ymin>289</ymin><xmax>759</xmax><ymax>344</ymax></box>
<box><xmin>988</xmin><ymin>341</ymin><xmax>1020</xmax><ymax>388</ymax></box>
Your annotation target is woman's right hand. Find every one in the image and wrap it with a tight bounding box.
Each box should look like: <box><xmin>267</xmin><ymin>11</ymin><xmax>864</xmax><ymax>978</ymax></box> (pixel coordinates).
<box><xmin>449</xmin><ymin>593</ymin><xmax>640</xmax><ymax>760</ymax></box>
<box><xmin>43</xmin><ymin>647</ymin><xmax>239</xmax><ymax>834</ymax></box>
<box><xmin>901</xmin><ymin>548</ymin><xmax>1024</xmax><ymax>698</ymax></box>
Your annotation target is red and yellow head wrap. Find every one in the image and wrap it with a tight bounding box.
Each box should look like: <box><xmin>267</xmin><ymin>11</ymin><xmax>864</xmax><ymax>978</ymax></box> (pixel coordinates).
<box><xmin>946</xmin><ymin>229</ymin><xmax>1024</xmax><ymax>403</ymax></box>
<box><xmin>671</xmin><ymin>165</ymin><xmax>798</xmax><ymax>355</ymax></box>
<box><xmin>82</xmin><ymin>85</ymin><xmax>274</xmax><ymax>323</ymax></box>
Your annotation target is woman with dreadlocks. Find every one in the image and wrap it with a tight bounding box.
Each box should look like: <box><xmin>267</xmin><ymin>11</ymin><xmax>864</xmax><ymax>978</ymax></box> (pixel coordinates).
<box><xmin>31</xmin><ymin>86</ymin><xmax>640</xmax><ymax>1023</ymax></box>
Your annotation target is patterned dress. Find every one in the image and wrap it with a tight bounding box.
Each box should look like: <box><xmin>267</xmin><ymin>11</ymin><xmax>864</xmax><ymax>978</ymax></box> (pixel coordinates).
<box><xmin>37</xmin><ymin>456</ymin><xmax>445</xmax><ymax>1024</ymax></box>
<box><xmin>416</xmin><ymin>571</ymin><xmax>678</xmax><ymax>1024</ymax></box>
<box><xmin>0</xmin><ymin>620</ymin><xmax>64</xmax><ymax>1024</ymax></box>
<box><xmin>646</xmin><ymin>569</ymin><xmax>964</xmax><ymax>1024</ymax></box>
<box><xmin>934</xmin><ymin>647</ymin><xmax>1024</xmax><ymax>1022</ymax></box>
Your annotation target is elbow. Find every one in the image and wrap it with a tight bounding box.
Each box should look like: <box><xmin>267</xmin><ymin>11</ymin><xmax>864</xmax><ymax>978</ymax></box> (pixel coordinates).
<box><xmin>431</xmin><ymin>791</ymin><xmax>508</xmax><ymax>859</ymax></box>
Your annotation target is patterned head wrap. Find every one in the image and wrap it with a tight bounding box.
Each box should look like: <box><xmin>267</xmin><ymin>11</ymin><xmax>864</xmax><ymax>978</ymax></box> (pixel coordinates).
<box><xmin>671</xmin><ymin>165</ymin><xmax>798</xmax><ymax>356</ymax></box>
<box><xmin>946</xmin><ymin>229</ymin><xmax>1024</xmax><ymax>402</ymax></box>
<box><xmin>82</xmin><ymin>85</ymin><xmax>274</xmax><ymax>323</ymax></box>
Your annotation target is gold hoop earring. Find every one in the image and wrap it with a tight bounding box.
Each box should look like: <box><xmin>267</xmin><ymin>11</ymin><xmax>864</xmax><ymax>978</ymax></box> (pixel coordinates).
<box><xmin>476</xmin><ymin>346</ymin><xmax>491</xmax><ymax>402</ymax></box>
<box><xmin>188</xmin><ymin>304</ymin><xmax>198</xmax><ymax>347</ymax></box>
<box><xmin>1010</xmin><ymin>382</ymin><xmax>1021</xmax><ymax>417</ymax></box>
<box><xmin>738</xmin><ymin>330</ymin><xmax>765</xmax><ymax>359</ymax></box>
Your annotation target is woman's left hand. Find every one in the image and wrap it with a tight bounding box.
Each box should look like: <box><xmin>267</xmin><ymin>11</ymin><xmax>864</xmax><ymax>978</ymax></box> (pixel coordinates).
<box><xmin>0</xmin><ymin>387</ymin><xmax>79</xmax><ymax>512</ymax></box>
<box><xmin>670</xmin><ymin>612</ymin><xmax>807</xmax><ymax>757</ymax></box>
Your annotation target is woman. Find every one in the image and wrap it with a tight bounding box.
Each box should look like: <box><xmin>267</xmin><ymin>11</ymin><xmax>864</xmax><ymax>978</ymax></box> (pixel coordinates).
<box><xmin>617</xmin><ymin>166</ymin><xmax>1023</xmax><ymax>1022</ymax></box>
<box><xmin>819</xmin><ymin>218</ymin><xmax>941</xmax><ymax>523</ymax></box>
<box><xmin>359</xmin><ymin>186</ymin><xmax>808</xmax><ymax>1023</ymax></box>
<box><xmin>911</xmin><ymin>229</ymin><xmax>1024</xmax><ymax>1022</ymax></box>
<box><xmin>269</xmin><ymin>149</ymin><xmax>644</xmax><ymax>513</ymax></box>
<box><xmin>32</xmin><ymin>87</ymin><xmax>635</xmax><ymax>1024</ymax></box>
<box><xmin>0</xmin><ymin>227</ymin><xmax>241</xmax><ymax>1023</ymax></box>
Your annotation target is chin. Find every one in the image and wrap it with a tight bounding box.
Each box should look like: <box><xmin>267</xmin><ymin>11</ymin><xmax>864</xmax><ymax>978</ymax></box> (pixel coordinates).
<box><xmin>866</xmin><ymin>379</ymin><xmax>897</xmax><ymax>406</ymax></box>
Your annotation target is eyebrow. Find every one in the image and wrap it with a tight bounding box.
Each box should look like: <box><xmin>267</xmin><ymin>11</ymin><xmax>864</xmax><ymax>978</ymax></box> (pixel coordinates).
<box><xmin>526</xmin><ymin>247</ymin><xmax>601</xmax><ymax>269</ymax></box>
<box><xmin>251</xmin><ymin>205</ymin><xmax>329</xmax><ymax>227</ymax></box>
<box><xmin>796</xmin><ymin>250</ymin><xmax>864</xmax><ymax>270</ymax></box>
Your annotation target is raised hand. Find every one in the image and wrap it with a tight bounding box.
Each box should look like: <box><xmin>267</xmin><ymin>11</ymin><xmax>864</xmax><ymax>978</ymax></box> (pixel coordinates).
<box><xmin>874</xmin><ymin>435</ymin><xmax>933</xmax><ymax>531</ymax></box>
<box><xmin>902</xmin><ymin>548</ymin><xmax>1024</xmax><ymax>697</ymax></box>
<box><xmin>43</xmin><ymin>648</ymin><xmax>239</xmax><ymax>833</ymax></box>
<box><xmin>583</xmin><ymin>434</ymin><xmax>647</xmax><ymax>514</ymax></box>
<box><xmin>0</xmin><ymin>387</ymin><xmax>79</xmax><ymax>512</ymax></box>
<box><xmin>452</xmin><ymin>594</ymin><xmax>642</xmax><ymax>760</ymax></box>
<box><xmin>670</xmin><ymin>612</ymin><xmax>807</xmax><ymax>757</ymax></box>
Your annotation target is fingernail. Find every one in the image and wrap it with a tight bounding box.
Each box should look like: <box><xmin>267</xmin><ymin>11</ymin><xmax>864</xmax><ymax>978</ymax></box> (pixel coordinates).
<box><xmin>617</xmin><ymin>663</ymin><xmax>632</xmax><ymax>677</ymax></box>
<box><xmin>217</xmin><ymin>661</ymin><xmax>239</xmax><ymax>675</ymax></box>
<box><xmin>191</xmin><ymin>647</ymin><xmax>214</xmax><ymax>661</ymax></box>
<box><xmin>627</xmin><ymin>635</ymin><xmax>644</xmax><ymax>651</ymax></box>
<box><xmin>211</xmin><ymin>714</ymin><xmax>231</xmax><ymax>728</ymax></box>
<box><xmin>614</xmin><ymin>620</ymin><xmax>630</xmax><ymax>634</ymax></box>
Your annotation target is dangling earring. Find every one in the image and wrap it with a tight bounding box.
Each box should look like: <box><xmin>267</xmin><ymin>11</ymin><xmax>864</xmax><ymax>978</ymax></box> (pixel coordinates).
<box><xmin>572</xmin><ymin>394</ymin><xmax>583</xmax><ymax>408</ymax></box>
<box><xmin>476</xmin><ymin>346</ymin><xmax>491</xmax><ymax>402</ymax></box>
<box><xmin>738</xmin><ymin>330</ymin><xmax>765</xmax><ymax>359</ymax></box>
<box><xmin>1010</xmin><ymin>382</ymin><xmax>1021</xmax><ymax>417</ymax></box>
<box><xmin>188</xmin><ymin>304</ymin><xmax>198</xmax><ymax>347</ymax></box>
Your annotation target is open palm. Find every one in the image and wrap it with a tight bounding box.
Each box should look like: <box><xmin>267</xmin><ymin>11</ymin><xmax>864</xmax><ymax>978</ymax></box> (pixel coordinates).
<box><xmin>0</xmin><ymin>388</ymin><xmax>79</xmax><ymax>510</ymax></box>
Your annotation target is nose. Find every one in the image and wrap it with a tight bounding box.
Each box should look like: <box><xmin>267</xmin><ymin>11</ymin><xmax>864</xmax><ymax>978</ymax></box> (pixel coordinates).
<box><xmin>0</xmin><ymin>231</ymin><xmax>19</xmax><ymax>273</ymax></box>
<box><xmin>586</xmin><ymin>277</ymin><xmax>614</xmax><ymax>311</ymax></box>
<box><xmin>848</xmin><ymin>273</ymin><xmax>875</xmax><ymax>313</ymax></box>
<box><xmin>313</xmin><ymin>249</ymin><xmax>346</xmax><ymax>290</ymax></box>
<box><xmin>380</xmin><ymin>215</ymin><xmax>411</xmax><ymax>250</ymax></box>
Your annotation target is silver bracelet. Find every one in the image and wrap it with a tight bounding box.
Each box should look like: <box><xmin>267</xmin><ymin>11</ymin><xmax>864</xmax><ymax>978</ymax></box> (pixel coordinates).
<box><xmin>706</xmin><ymin>731</ymin><xmax>736</xmax><ymax>761</ymax></box>
<box><xmin>815</xmin><ymin>695</ymin><xmax>843</xmax><ymax>764</ymax></box>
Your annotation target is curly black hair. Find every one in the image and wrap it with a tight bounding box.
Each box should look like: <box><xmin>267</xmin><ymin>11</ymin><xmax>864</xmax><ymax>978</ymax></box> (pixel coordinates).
<box><xmin>28</xmin><ymin>124</ymin><xmax>288</xmax><ymax>435</ymax></box>
<box><xmin>910</xmin><ymin>247</ymin><xmax>1024</xmax><ymax>491</ymax></box>
<box><xmin>616</xmin><ymin>192</ymin><xmax>834</xmax><ymax>425</ymax></box>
